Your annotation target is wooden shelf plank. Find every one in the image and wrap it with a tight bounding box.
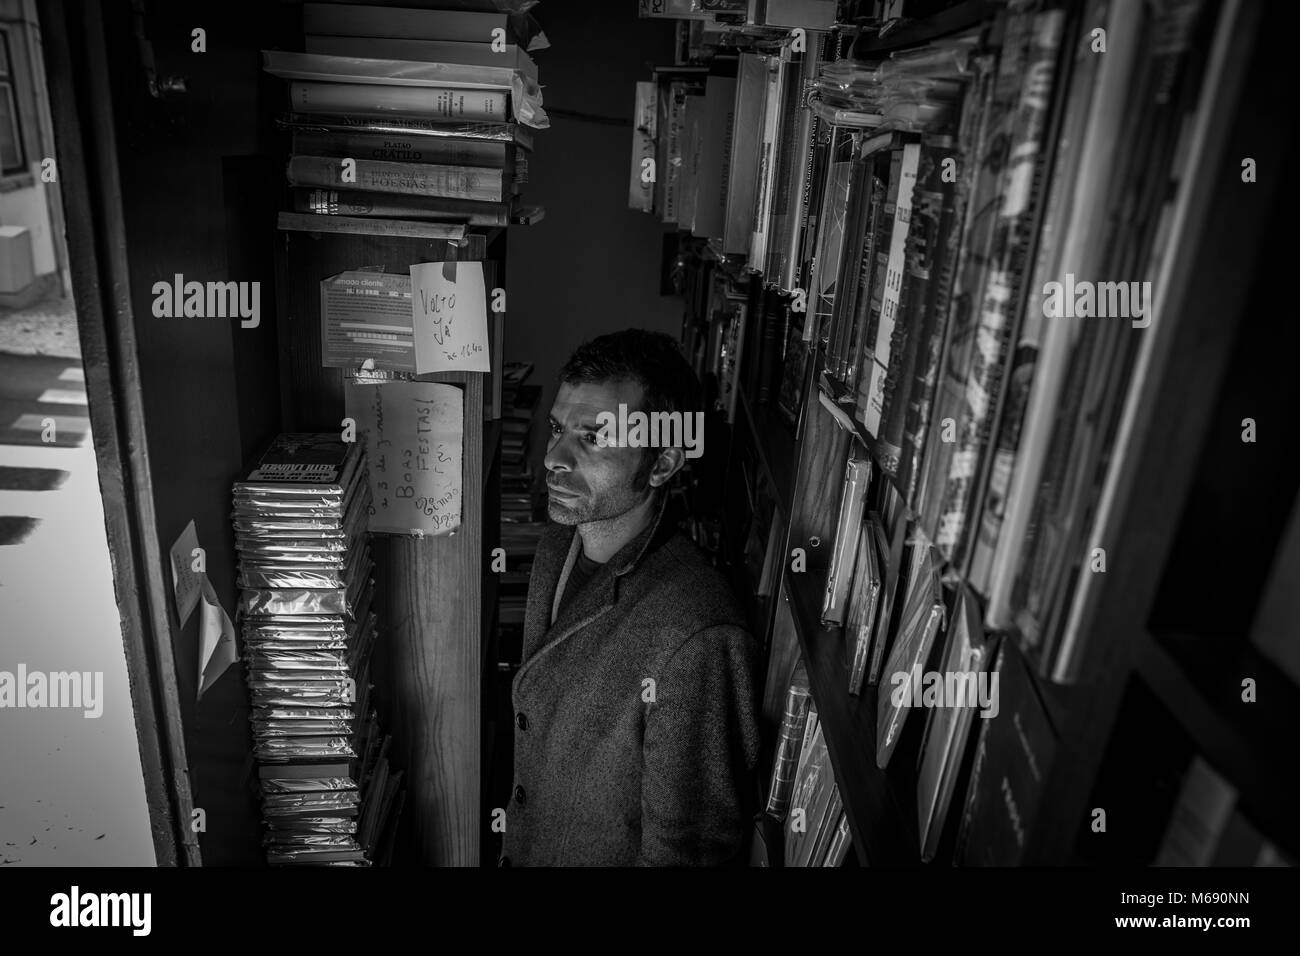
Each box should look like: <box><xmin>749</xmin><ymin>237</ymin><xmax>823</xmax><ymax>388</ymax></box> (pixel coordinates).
<box><xmin>277</xmin><ymin>211</ymin><xmax>469</xmax><ymax>241</ymax></box>
<box><xmin>783</xmin><ymin>572</ymin><xmax>921</xmax><ymax>866</ymax></box>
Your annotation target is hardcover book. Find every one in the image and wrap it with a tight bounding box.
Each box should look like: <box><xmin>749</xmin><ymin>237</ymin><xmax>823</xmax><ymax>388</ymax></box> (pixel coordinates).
<box><xmin>820</xmin><ymin>456</ymin><xmax>871</xmax><ymax>627</ymax></box>
<box><xmin>875</xmin><ymin>539</ymin><xmax>944</xmax><ymax>769</ymax></box>
<box><xmin>724</xmin><ymin>54</ymin><xmax>770</xmax><ymax>256</ymax></box>
<box><xmin>845</xmin><ymin>525</ymin><xmax>882</xmax><ymax>696</ymax></box>
<box><xmin>287</xmin><ymin>154</ymin><xmax>506</xmax><ymax>202</ymax></box>
<box><xmin>955</xmin><ymin>640</ymin><xmax>1057</xmax><ymax>866</ymax></box>
<box><xmin>916</xmin><ymin>585</ymin><xmax>996</xmax><ymax>861</ymax></box>
<box><xmin>764</xmin><ymin>662</ymin><xmax>811</xmax><ymax>819</ymax></box>
<box><xmin>858</xmin><ymin>139</ymin><xmax>921</xmax><ymax>442</ymax></box>
<box><xmin>287</xmin><ymin>81</ymin><xmax>510</xmax><ymax>123</ymax></box>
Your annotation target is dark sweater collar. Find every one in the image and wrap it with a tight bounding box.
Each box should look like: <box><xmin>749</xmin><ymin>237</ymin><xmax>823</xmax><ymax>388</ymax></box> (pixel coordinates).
<box><xmin>610</xmin><ymin>490</ymin><xmax>680</xmax><ymax>577</ymax></box>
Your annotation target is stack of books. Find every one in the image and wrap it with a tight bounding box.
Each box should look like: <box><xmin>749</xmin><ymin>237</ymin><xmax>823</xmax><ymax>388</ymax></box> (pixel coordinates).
<box><xmin>265</xmin><ymin>2</ymin><xmax>548</xmax><ymax>231</ymax></box>
<box><xmin>498</xmin><ymin>371</ymin><xmax>545</xmax><ymax>662</ymax></box>
<box><xmin>763</xmin><ymin>664</ymin><xmax>855</xmax><ymax>867</ymax></box>
<box><xmin>232</xmin><ymin>433</ymin><xmax>402</xmax><ymax>865</ymax></box>
<box><xmin>500</xmin><ymin>370</ymin><xmax>537</xmax><ymax>488</ymax></box>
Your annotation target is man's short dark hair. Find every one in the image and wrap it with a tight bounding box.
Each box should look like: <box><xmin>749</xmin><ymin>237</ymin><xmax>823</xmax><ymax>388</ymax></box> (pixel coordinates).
<box><xmin>559</xmin><ymin>329</ymin><xmax>702</xmax><ymax>490</ymax></box>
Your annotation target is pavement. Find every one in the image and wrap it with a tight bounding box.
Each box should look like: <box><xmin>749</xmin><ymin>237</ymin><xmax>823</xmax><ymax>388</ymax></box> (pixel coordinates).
<box><xmin>0</xmin><ymin>293</ymin><xmax>79</xmax><ymax>359</ymax></box>
<box><xmin>0</xmin><ymin>304</ymin><xmax>155</xmax><ymax>865</ymax></box>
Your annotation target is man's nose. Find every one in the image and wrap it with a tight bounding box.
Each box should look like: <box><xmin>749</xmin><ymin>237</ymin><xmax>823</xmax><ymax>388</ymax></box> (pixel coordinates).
<box><xmin>544</xmin><ymin>433</ymin><xmax>574</xmax><ymax>473</ymax></box>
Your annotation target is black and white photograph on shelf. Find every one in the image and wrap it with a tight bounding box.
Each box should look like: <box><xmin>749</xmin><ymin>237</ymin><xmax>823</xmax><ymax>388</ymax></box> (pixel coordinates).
<box><xmin>0</xmin><ymin>0</ymin><xmax>1298</xmax><ymax>923</ymax></box>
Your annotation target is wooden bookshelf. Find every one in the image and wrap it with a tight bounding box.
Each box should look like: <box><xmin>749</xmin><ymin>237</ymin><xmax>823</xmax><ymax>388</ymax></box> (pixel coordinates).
<box><xmin>657</xmin><ymin>0</ymin><xmax>1299</xmax><ymax>869</ymax></box>
<box><xmin>783</xmin><ymin>572</ymin><xmax>920</xmax><ymax>866</ymax></box>
<box><xmin>273</xmin><ymin>222</ymin><xmax>507</xmax><ymax>866</ymax></box>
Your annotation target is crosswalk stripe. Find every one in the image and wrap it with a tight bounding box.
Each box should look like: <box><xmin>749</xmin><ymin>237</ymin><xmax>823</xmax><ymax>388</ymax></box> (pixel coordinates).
<box><xmin>58</xmin><ymin>368</ymin><xmax>85</xmax><ymax>383</ymax></box>
<box><xmin>0</xmin><ymin>490</ymin><xmax>67</xmax><ymax>520</ymax></box>
<box><xmin>36</xmin><ymin>388</ymin><xmax>88</xmax><ymax>406</ymax></box>
<box><xmin>0</xmin><ymin>443</ymin><xmax>86</xmax><ymax>469</ymax></box>
<box><xmin>8</xmin><ymin>414</ymin><xmax>88</xmax><ymax>434</ymax></box>
<box><xmin>0</xmin><ymin>515</ymin><xmax>41</xmax><ymax>546</ymax></box>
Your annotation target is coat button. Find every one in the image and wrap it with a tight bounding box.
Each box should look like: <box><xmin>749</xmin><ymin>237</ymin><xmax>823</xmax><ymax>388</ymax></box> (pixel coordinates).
<box><xmin>498</xmin><ymin>855</ymin><xmax>511</xmax><ymax>867</ymax></box>
<box><xmin>514</xmin><ymin>784</ymin><xmax>526</xmax><ymax>806</ymax></box>
<box><xmin>515</xmin><ymin>712</ymin><xmax>528</xmax><ymax>731</ymax></box>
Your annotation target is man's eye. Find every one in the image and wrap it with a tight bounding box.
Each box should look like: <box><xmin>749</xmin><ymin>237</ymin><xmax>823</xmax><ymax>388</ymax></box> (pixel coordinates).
<box><xmin>583</xmin><ymin>432</ymin><xmax>600</xmax><ymax>445</ymax></box>
<box><xmin>549</xmin><ymin>422</ymin><xmax>562</xmax><ymax>436</ymax></box>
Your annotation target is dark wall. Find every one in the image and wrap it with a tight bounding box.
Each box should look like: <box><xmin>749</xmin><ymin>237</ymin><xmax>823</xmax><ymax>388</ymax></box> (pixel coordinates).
<box><xmin>505</xmin><ymin>2</ymin><xmax>682</xmax><ymax>435</ymax></box>
<box><xmin>101</xmin><ymin>0</ymin><xmax>296</xmax><ymax>864</ymax></box>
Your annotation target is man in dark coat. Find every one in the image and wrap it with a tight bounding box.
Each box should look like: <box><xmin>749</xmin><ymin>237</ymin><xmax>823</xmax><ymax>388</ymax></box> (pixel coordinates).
<box><xmin>499</xmin><ymin>329</ymin><xmax>761</xmax><ymax>866</ymax></box>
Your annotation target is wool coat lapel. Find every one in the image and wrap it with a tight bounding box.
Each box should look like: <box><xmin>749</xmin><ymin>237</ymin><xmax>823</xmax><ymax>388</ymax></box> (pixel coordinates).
<box><xmin>518</xmin><ymin>492</ymin><xmax>676</xmax><ymax>679</ymax></box>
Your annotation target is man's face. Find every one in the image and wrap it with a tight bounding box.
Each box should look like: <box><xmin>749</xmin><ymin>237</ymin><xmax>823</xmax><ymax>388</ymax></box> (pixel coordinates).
<box><xmin>544</xmin><ymin>378</ymin><xmax>651</xmax><ymax>526</ymax></box>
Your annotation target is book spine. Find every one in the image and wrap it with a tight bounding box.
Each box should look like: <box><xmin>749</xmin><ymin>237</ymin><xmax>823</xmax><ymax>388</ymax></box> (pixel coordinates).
<box><xmin>846</xmin><ymin>531</ymin><xmax>880</xmax><ymax>696</ymax></box>
<box><xmin>798</xmin><ymin>108</ymin><xmax>827</xmax><ymax>297</ymax></box>
<box><xmin>749</xmin><ymin>53</ymin><xmax>786</xmax><ymax>269</ymax></box>
<box><xmin>810</xmin><ymin>127</ymin><xmax>856</xmax><ymax>352</ymax></box>
<box><xmin>629</xmin><ymin>81</ymin><xmax>657</xmax><ymax>214</ymax></box>
<box><xmin>797</xmin><ymin>33</ymin><xmax>836</xmax><ymax>301</ymax></box>
<box><xmin>288</xmin><ymin>81</ymin><xmax>509</xmax><ymax>123</ymax></box>
<box><xmin>935</xmin><ymin>10</ymin><xmax>1065</xmax><ymax>568</ymax></box>
<box><xmin>724</xmin><ymin>55</ymin><xmax>765</xmax><ymax>255</ymax></box>
<box><xmin>281</xmin><ymin>111</ymin><xmax>524</xmax><ymax>146</ymax></box>
<box><xmin>287</xmin><ymin>155</ymin><xmax>503</xmax><ymax>202</ymax></box>
<box><xmin>984</xmin><ymin>0</ymin><xmax>1133</xmax><ymax>631</ymax></box>
<box><xmin>820</xmin><ymin>456</ymin><xmax>871</xmax><ymax>627</ymax></box>
<box><xmin>832</xmin><ymin>150</ymin><xmax>876</xmax><ymax>386</ymax></box>
<box><xmin>852</xmin><ymin>154</ymin><xmax>892</xmax><ymax>419</ymax></box>
<box><xmin>832</xmin><ymin>129</ymin><xmax>869</xmax><ymax>377</ymax></box>
<box><xmin>865</xmin><ymin>516</ymin><xmax>899</xmax><ymax>687</ymax></box>
<box><xmin>302</xmin><ymin>35</ymin><xmax>537</xmax><ymax>81</ymax></box>
<box><xmin>662</xmin><ymin>81</ymin><xmax>689</xmax><ymax>224</ymax></box>
<box><xmin>915</xmin><ymin>38</ymin><xmax>1013</xmax><ymax>543</ymax></box>
<box><xmin>654</xmin><ymin>79</ymin><xmax>673</xmax><ymax>222</ymax></box>
<box><xmin>859</xmin><ymin>142</ymin><xmax>921</xmax><ymax>438</ymax></box>
<box><xmin>755</xmin><ymin>295</ymin><xmax>786</xmax><ymax>405</ymax></box>
<box><xmin>767</xmin><ymin>47</ymin><xmax>808</xmax><ymax>284</ymax></box>
<box><xmin>291</xmin><ymin>131</ymin><xmax>509</xmax><ymax>168</ymax></box>
<box><xmin>292</xmin><ymin>188</ymin><xmax>510</xmax><ymax>226</ymax></box>
<box><xmin>846</xmin><ymin>157</ymin><xmax>887</xmax><ymax>392</ymax></box>
<box><xmin>894</xmin><ymin>138</ymin><xmax>961</xmax><ymax>493</ymax></box>
<box><xmin>764</xmin><ymin>672</ymin><xmax>812</xmax><ymax>819</ymax></box>
<box><xmin>777</xmin><ymin>36</ymin><xmax>821</xmax><ymax>292</ymax></box>
<box><xmin>776</xmin><ymin>308</ymin><xmax>808</xmax><ymax>426</ymax></box>
<box><xmin>972</xmin><ymin>44</ymin><xmax>1081</xmax><ymax>595</ymax></box>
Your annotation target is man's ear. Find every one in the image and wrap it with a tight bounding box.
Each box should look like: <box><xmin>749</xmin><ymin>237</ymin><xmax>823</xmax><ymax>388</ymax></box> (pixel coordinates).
<box><xmin>647</xmin><ymin>447</ymin><xmax>686</xmax><ymax>488</ymax></box>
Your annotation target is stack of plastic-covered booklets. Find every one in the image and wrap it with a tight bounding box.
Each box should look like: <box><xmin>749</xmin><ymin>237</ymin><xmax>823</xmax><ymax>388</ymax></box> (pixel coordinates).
<box><xmin>231</xmin><ymin>433</ymin><xmax>403</xmax><ymax>865</ymax></box>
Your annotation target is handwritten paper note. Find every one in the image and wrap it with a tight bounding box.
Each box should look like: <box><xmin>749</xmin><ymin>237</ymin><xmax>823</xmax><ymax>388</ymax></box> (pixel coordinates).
<box><xmin>344</xmin><ymin>381</ymin><xmax>464</xmax><ymax>536</ymax></box>
<box><xmin>169</xmin><ymin>519</ymin><xmax>203</xmax><ymax>628</ymax></box>
<box><xmin>411</xmin><ymin>260</ymin><xmax>491</xmax><ymax>374</ymax></box>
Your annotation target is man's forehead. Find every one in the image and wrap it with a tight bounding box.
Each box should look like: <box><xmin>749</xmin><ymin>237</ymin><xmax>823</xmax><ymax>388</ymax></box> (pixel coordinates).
<box><xmin>551</xmin><ymin>379</ymin><xmax>645</xmax><ymax>418</ymax></box>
